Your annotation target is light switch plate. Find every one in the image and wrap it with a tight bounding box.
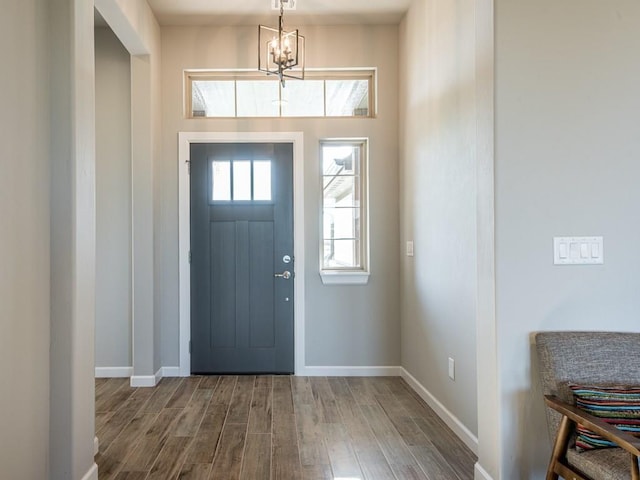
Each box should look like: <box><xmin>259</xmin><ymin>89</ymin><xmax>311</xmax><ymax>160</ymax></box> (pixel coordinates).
<box><xmin>554</xmin><ymin>237</ymin><xmax>604</xmax><ymax>265</ymax></box>
<box><xmin>406</xmin><ymin>241</ymin><xmax>414</xmax><ymax>257</ymax></box>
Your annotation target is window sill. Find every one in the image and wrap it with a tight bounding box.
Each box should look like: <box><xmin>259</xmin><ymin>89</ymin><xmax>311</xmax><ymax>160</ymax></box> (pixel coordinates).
<box><xmin>320</xmin><ymin>271</ymin><xmax>370</xmax><ymax>285</ymax></box>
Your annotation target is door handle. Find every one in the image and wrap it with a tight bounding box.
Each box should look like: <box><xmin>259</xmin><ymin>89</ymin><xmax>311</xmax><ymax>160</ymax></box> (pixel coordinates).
<box><xmin>274</xmin><ymin>270</ymin><xmax>292</xmax><ymax>280</ymax></box>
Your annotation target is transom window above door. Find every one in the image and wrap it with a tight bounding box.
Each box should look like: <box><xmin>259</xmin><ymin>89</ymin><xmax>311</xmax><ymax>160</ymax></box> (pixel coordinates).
<box><xmin>186</xmin><ymin>69</ymin><xmax>376</xmax><ymax>119</ymax></box>
<box><xmin>211</xmin><ymin>159</ymin><xmax>272</xmax><ymax>202</ymax></box>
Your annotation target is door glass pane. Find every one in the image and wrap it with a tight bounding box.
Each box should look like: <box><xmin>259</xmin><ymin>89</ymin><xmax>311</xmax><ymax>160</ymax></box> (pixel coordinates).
<box><xmin>281</xmin><ymin>80</ymin><xmax>325</xmax><ymax>117</ymax></box>
<box><xmin>253</xmin><ymin>161</ymin><xmax>272</xmax><ymax>201</ymax></box>
<box><xmin>237</xmin><ymin>81</ymin><xmax>280</xmax><ymax>117</ymax></box>
<box><xmin>326</xmin><ymin>79</ymin><xmax>369</xmax><ymax>116</ymax></box>
<box><xmin>212</xmin><ymin>161</ymin><xmax>231</xmax><ymax>201</ymax></box>
<box><xmin>233</xmin><ymin>161</ymin><xmax>252</xmax><ymax>200</ymax></box>
<box><xmin>192</xmin><ymin>80</ymin><xmax>235</xmax><ymax>117</ymax></box>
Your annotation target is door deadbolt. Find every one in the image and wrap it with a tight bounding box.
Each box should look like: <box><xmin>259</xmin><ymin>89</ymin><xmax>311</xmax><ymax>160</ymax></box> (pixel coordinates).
<box><xmin>283</xmin><ymin>255</ymin><xmax>292</xmax><ymax>264</ymax></box>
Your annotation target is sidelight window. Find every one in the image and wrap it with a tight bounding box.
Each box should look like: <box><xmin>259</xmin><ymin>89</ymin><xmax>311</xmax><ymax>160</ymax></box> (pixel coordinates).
<box><xmin>320</xmin><ymin>139</ymin><xmax>369</xmax><ymax>285</ymax></box>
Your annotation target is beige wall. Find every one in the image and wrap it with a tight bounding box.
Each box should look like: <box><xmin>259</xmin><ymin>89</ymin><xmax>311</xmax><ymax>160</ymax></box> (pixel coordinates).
<box><xmin>495</xmin><ymin>0</ymin><xmax>640</xmax><ymax>477</ymax></box>
<box><xmin>159</xmin><ymin>24</ymin><xmax>401</xmax><ymax>368</ymax></box>
<box><xmin>0</xmin><ymin>1</ymin><xmax>51</xmax><ymax>477</ymax></box>
<box><xmin>95</xmin><ymin>27</ymin><xmax>133</xmax><ymax>370</ymax></box>
<box><xmin>399</xmin><ymin>0</ymin><xmax>478</xmax><ymax>439</ymax></box>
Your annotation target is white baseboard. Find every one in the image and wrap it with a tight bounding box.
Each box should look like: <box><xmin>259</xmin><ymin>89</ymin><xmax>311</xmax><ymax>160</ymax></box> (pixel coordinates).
<box><xmin>95</xmin><ymin>367</ymin><xmax>132</xmax><ymax>378</ymax></box>
<box><xmin>93</xmin><ymin>436</ymin><xmax>99</xmax><ymax>456</ymax></box>
<box><xmin>400</xmin><ymin>368</ymin><xmax>478</xmax><ymax>455</ymax></box>
<box><xmin>95</xmin><ymin>366</ymin><xmax>182</xmax><ymax>380</ymax></box>
<box><xmin>162</xmin><ymin>366</ymin><xmax>181</xmax><ymax>377</ymax></box>
<box><xmin>474</xmin><ymin>462</ymin><xmax>494</xmax><ymax>480</ymax></box>
<box><xmin>300</xmin><ymin>366</ymin><xmax>402</xmax><ymax>377</ymax></box>
<box><xmin>130</xmin><ymin>375</ymin><xmax>157</xmax><ymax>387</ymax></box>
<box><xmin>130</xmin><ymin>367</ymin><xmax>162</xmax><ymax>387</ymax></box>
<box><xmin>81</xmin><ymin>462</ymin><xmax>98</xmax><ymax>480</ymax></box>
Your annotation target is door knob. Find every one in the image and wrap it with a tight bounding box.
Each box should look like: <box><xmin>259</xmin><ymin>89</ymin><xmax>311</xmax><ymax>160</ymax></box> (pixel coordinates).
<box><xmin>274</xmin><ymin>270</ymin><xmax>292</xmax><ymax>280</ymax></box>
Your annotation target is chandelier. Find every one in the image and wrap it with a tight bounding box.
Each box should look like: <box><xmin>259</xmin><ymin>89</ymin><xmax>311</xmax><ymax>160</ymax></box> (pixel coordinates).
<box><xmin>258</xmin><ymin>0</ymin><xmax>305</xmax><ymax>87</ymax></box>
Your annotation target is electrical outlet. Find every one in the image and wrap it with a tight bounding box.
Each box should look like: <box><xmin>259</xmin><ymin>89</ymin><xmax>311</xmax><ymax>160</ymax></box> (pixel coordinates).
<box><xmin>448</xmin><ymin>357</ymin><xmax>455</xmax><ymax>380</ymax></box>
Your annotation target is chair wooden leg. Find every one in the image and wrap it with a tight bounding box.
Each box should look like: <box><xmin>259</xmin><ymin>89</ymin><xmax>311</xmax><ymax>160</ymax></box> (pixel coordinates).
<box><xmin>631</xmin><ymin>454</ymin><xmax>640</xmax><ymax>480</ymax></box>
<box><xmin>547</xmin><ymin>415</ymin><xmax>572</xmax><ymax>480</ymax></box>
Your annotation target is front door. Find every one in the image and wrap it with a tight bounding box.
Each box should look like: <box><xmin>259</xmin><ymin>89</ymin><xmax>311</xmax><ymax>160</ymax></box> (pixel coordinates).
<box><xmin>190</xmin><ymin>143</ymin><xmax>294</xmax><ymax>373</ymax></box>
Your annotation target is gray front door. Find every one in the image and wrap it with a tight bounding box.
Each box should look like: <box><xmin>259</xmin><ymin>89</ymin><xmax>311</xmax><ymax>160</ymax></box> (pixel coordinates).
<box><xmin>190</xmin><ymin>143</ymin><xmax>294</xmax><ymax>374</ymax></box>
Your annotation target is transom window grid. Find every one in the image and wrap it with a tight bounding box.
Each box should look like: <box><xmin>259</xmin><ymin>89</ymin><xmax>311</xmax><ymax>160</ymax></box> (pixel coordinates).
<box><xmin>186</xmin><ymin>70</ymin><xmax>376</xmax><ymax>119</ymax></box>
<box><xmin>321</xmin><ymin>140</ymin><xmax>368</xmax><ymax>273</ymax></box>
<box><xmin>211</xmin><ymin>159</ymin><xmax>272</xmax><ymax>203</ymax></box>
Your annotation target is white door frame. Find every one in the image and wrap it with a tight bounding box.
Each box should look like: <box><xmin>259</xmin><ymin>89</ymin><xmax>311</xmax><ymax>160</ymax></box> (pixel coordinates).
<box><xmin>178</xmin><ymin>131</ymin><xmax>305</xmax><ymax>376</ymax></box>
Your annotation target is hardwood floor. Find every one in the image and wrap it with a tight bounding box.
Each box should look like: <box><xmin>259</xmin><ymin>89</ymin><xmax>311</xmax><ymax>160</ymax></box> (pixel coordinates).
<box><xmin>95</xmin><ymin>376</ymin><xmax>476</xmax><ymax>480</ymax></box>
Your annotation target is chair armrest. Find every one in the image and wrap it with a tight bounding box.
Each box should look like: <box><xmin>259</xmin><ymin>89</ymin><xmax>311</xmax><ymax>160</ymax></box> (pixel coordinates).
<box><xmin>545</xmin><ymin>395</ymin><xmax>640</xmax><ymax>457</ymax></box>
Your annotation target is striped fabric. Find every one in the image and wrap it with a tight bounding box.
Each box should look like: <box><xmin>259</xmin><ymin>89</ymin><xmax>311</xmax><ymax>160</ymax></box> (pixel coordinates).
<box><xmin>570</xmin><ymin>384</ymin><xmax>640</xmax><ymax>452</ymax></box>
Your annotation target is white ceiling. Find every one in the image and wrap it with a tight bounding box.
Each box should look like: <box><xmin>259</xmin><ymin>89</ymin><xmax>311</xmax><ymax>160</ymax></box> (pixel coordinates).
<box><xmin>146</xmin><ymin>0</ymin><xmax>412</xmax><ymax>26</ymax></box>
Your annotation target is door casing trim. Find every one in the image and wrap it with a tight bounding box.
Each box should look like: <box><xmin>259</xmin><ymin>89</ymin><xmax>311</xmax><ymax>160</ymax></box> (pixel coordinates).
<box><xmin>178</xmin><ymin>131</ymin><xmax>305</xmax><ymax>376</ymax></box>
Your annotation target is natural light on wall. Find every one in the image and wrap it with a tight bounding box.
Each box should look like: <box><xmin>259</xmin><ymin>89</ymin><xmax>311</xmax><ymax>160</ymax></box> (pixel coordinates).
<box><xmin>320</xmin><ymin>139</ymin><xmax>369</xmax><ymax>285</ymax></box>
<box><xmin>186</xmin><ymin>70</ymin><xmax>375</xmax><ymax>118</ymax></box>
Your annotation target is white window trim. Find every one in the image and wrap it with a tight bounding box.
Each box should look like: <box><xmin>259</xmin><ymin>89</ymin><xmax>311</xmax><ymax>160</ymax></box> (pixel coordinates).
<box><xmin>320</xmin><ymin>270</ymin><xmax>370</xmax><ymax>286</ymax></box>
<box><xmin>319</xmin><ymin>138</ymin><xmax>370</xmax><ymax>286</ymax></box>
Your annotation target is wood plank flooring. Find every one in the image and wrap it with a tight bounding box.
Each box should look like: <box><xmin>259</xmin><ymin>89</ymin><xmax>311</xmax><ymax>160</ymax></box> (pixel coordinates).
<box><xmin>95</xmin><ymin>376</ymin><xmax>476</xmax><ymax>480</ymax></box>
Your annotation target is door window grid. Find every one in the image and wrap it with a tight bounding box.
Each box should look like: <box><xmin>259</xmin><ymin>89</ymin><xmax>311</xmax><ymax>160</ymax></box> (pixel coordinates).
<box><xmin>321</xmin><ymin>140</ymin><xmax>368</xmax><ymax>274</ymax></box>
<box><xmin>187</xmin><ymin>70</ymin><xmax>375</xmax><ymax>119</ymax></box>
<box><xmin>212</xmin><ymin>159</ymin><xmax>272</xmax><ymax>202</ymax></box>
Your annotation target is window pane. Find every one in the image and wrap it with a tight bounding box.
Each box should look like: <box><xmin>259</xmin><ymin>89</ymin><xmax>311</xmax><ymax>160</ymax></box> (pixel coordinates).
<box><xmin>233</xmin><ymin>161</ymin><xmax>251</xmax><ymax>200</ymax></box>
<box><xmin>281</xmin><ymin>80</ymin><xmax>324</xmax><ymax>117</ymax></box>
<box><xmin>323</xmin><ymin>176</ymin><xmax>360</xmax><ymax>208</ymax></box>
<box><xmin>188</xmin><ymin>71</ymin><xmax>375</xmax><ymax>119</ymax></box>
<box><xmin>322</xmin><ymin>145</ymin><xmax>360</xmax><ymax>176</ymax></box>
<box><xmin>323</xmin><ymin>239</ymin><xmax>361</xmax><ymax>269</ymax></box>
<box><xmin>323</xmin><ymin>207</ymin><xmax>360</xmax><ymax>240</ymax></box>
<box><xmin>326</xmin><ymin>79</ymin><xmax>369</xmax><ymax>116</ymax></box>
<box><xmin>236</xmin><ymin>81</ymin><xmax>280</xmax><ymax>117</ymax></box>
<box><xmin>253</xmin><ymin>161</ymin><xmax>272</xmax><ymax>201</ymax></box>
<box><xmin>212</xmin><ymin>161</ymin><xmax>231</xmax><ymax>201</ymax></box>
<box><xmin>193</xmin><ymin>80</ymin><xmax>235</xmax><ymax>117</ymax></box>
<box><xmin>321</xmin><ymin>139</ymin><xmax>367</xmax><ymax>273</ymax></box>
